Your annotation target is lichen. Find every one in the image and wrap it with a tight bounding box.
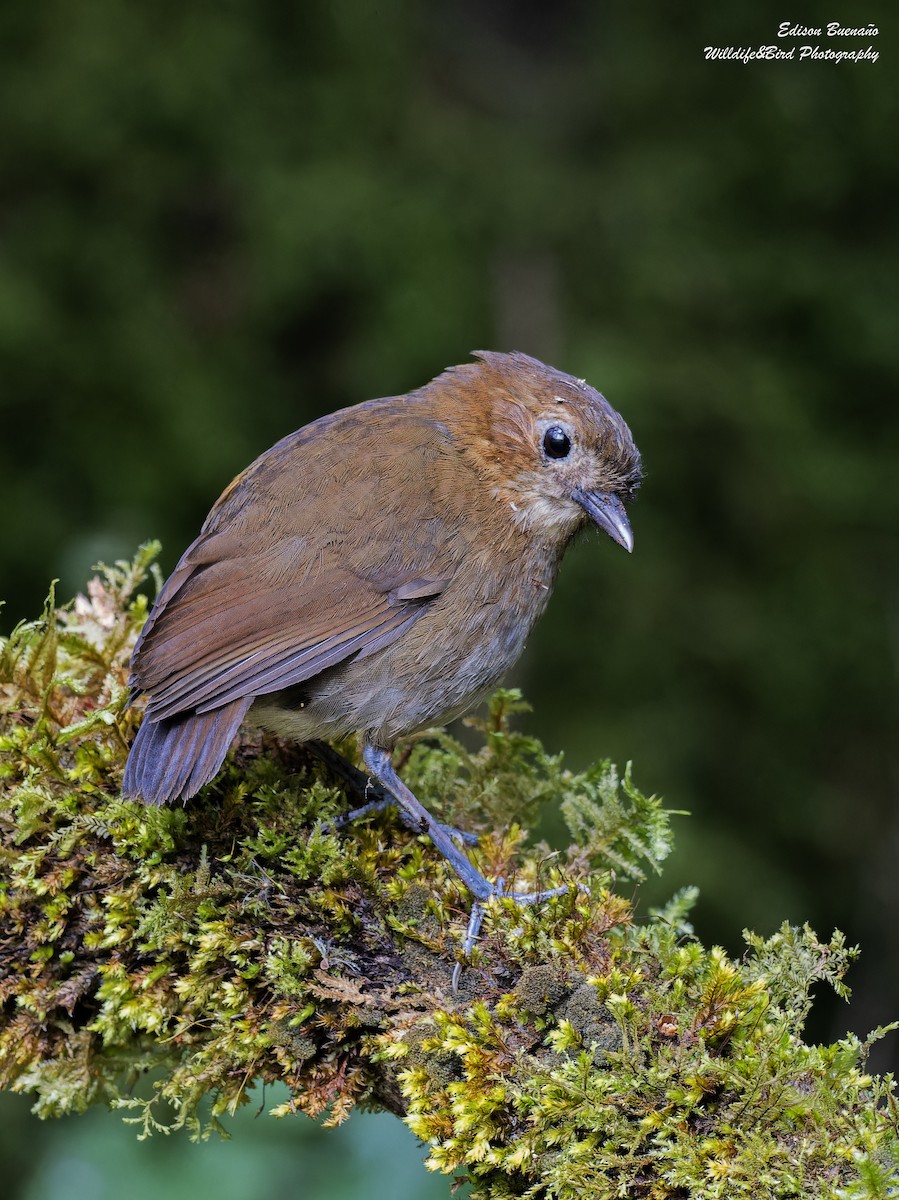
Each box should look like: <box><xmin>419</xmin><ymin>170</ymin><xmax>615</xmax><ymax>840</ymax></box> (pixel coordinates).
<box><xmin>1</xmin><ymin>546</ymin><xmax>898</xmax><ymax>1197</ymax></box>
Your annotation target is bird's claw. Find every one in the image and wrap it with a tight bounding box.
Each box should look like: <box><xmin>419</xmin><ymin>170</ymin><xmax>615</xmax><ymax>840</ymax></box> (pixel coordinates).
<box><xmin>451</xmin><ymin>879</ymin><xmax>576</xmax><ymax>992</ymax></box>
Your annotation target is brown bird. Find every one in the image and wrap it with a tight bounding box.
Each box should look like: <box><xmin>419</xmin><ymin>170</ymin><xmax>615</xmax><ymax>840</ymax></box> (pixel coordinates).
<box><xmin>123</xmin><ymin>351</ymin><xmax>641</xmax><ymax>925</ymax></box>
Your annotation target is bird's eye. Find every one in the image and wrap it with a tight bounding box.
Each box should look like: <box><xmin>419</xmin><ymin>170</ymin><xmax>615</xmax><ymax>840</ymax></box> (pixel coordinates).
<box><xmin>542</xmin><ymin>425</ymin><xmax>572</xmax><ymax>460</ymax></box>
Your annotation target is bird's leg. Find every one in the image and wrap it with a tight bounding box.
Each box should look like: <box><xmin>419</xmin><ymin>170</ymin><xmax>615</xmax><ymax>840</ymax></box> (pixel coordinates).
<box><xmin>310</xmin><ymin>740</ymin><xmax>477</xmax><ymax>845</ymax></box>
<box><xmin>308</xmin><ymin>740</ymin><xmax>394</xmax><ymax>823</ymax></box>
<box><xmin>362</xmin><ymin>743</ymin><xmax>571</xmax><ymax>986</ymax></box>
<box><xmin>362</xmin><ymin>744</ymin><xmax>495</xmax><ymax>900</ymax></box>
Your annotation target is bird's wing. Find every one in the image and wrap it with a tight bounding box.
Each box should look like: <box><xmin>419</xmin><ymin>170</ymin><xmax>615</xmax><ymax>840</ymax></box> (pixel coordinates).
<box><xmin>131</xmin><ymin>400</ymin><xmax>462</xmax><ymax>721</ymax></box>
<box><xmin>133</xmin><ymin>546</ymin><xmax>447</xmax><ymax>720</ymax></box>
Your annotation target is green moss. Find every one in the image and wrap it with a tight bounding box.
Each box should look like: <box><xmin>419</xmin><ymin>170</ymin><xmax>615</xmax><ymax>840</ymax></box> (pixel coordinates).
<box><xmin>513</xmin><ymin>965</ymin><xmax>571</xmax><ymax>1017</ymax></box>
<box><xmin>558</xmin><ymin>982</ymin><xmax>622</xmax><ymax>1066</ymax></box>
<box><xmin>397</xmin><ymin>920</ymin><xmax>898</xmax><ymax>1198</ymax></box>
<box><xmin>1</xmin><ymin>547</ymin><xmax>898</xmax><ymax>1196</ymax></box>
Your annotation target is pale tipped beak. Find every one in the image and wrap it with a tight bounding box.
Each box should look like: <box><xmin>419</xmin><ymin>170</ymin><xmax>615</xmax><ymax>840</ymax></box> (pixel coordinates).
<box><xmin>573</xmin><ymin>488</ymin><xmax>634</xmax><ymax>553</ymax></box>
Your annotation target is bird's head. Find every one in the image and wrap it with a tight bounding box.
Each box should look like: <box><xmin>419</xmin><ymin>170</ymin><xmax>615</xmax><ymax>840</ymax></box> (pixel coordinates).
<box><xmin>437</xmin><ymin>350</ymin><xmax>642</xmax><ymax>551</ymax></box>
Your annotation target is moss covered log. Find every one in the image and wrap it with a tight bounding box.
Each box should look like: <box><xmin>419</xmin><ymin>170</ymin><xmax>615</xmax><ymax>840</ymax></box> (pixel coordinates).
<box><xmin>1</xmin><ymin>546</ymin><xmax>897</xmax><ymax>1198</ymax></box>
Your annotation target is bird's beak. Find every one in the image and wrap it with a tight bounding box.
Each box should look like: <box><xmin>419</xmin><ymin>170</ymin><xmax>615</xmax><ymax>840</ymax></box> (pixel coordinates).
<box><xmin>573</xmin><ymin>488</ymin><xmax>634</xmax><ymax>553</ymax></box>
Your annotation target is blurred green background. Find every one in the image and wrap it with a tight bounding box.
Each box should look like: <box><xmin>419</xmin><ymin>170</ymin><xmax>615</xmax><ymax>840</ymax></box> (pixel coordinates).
<box><xmin>1</xmin><ymin>1</ymin><xmax>896</xmax><ymax>1196</ymax></box>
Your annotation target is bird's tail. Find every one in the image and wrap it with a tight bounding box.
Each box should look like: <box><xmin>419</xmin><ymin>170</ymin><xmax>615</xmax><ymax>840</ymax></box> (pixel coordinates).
<box><xmin>122</xmin><ymin>697</ymin><xmax>252</xmax><ymax>806</ymax></box>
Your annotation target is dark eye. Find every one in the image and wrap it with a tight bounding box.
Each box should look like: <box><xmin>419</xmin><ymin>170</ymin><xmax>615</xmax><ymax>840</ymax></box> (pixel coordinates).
<box><xmin>542</xmin><ymin>425</ymin><xmax>572</xmax><ymax>460</ymax></box>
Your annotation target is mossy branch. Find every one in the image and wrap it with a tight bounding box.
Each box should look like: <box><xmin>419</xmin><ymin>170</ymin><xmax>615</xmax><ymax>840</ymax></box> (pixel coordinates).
<box><xmin>1</xmin><ymin>546</ymin><xmax>898</xmax><ymax>1199</ymax></box>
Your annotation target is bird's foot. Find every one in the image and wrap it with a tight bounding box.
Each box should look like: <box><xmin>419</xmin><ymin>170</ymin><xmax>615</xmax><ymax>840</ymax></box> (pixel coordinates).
<box><xmin>360</xmin><ymin>743</ymin><xmax>573</xmax><ymax>991</ymax></box>
<box><xmin>433</xmin><ymin>821</ymin><xmax>481</xmax><ymax>847</ymax></box>
<box><xmin>451</xmin><ymin>878</ymin><xmax>573</xmax><ymax>991</ymax></box>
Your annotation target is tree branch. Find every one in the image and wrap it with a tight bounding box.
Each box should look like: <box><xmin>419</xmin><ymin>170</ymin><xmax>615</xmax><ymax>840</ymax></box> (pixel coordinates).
<box><xmin>1</xmin><ymin>546</ymin><xmax>897</xmax><ymax>1198</ymax></box>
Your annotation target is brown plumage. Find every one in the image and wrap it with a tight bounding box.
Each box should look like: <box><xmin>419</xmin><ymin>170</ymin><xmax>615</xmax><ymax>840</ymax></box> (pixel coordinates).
<box><xmin>123</xmin><ymin>351</ymin><xmax>641</xmax><ymax>913</ymax></box>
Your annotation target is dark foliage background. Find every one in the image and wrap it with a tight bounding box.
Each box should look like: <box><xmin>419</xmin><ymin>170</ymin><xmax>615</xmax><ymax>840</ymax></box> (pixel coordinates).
<box><xmin>1</xmin><ymin>2</ymin><xmax>895</xmax><ymax>1197</ymax></box>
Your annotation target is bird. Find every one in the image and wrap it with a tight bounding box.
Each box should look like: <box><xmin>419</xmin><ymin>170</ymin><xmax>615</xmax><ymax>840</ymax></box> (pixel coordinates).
<box><xmin>122</xmin><ymin>350</ymin><xmax>642</xmax><ymax>930</ymax></box>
